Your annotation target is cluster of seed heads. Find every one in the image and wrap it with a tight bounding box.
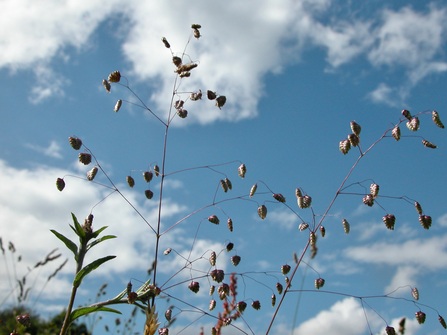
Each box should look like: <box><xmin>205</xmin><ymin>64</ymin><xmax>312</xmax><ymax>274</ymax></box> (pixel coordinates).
<box><xmin>340</xmin><ymin>121</ymin><xmax>362</xmax><ymax>154</ymax></box>
<box><xmin>220</xmin><ymin>178</ymin><xmax>232</xmax><ymax>192</ymax></box>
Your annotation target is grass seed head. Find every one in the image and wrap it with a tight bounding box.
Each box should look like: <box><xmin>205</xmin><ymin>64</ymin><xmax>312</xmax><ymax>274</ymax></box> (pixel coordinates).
<box><xmin>207</xmin><ymin>90</ymin><xmax>217</xmax><ymax>100</ymax></box>
<box><xmin>238</xmin><ymin>164</ymin><xmax>246</xmax><ymax>178</ymax></box>
<box><xmin>227</xmin><ymin>218</ymin><xmax>233</xmax><ymax>232</ymax></box>
<box><xmin>209</xmin><ymin>299</ymin><xmax>216</xmax><ymax>311</ymax></box>
<box><xmin>383</xmin><ymin>214</ymin><xmax>396</xmax><ymax>230</ymax></box>
<box><xmin>412</xmin><ymin>287</ymin><xmax>419</xmax><ymax>300</ymax></box>
<box><xmin>296</xmin><ymin>188</ymin><xmax>303</xmax><ymax>198</ymax></box>
<box><xmin>145</xmin><ymin>190</ymin><xmax>154</xmax><ymax>200</ymax></box>
<box><xmin>161</xmin><ymin>37</ymin><xmax>170</xmax><ymax>48</ymax></box>
<box><xmin>208</xmin><ymin>215</ymin><xmax>219</xmax><ymax>225</ymax></box>
<box><xmin>402</xmin><ymin>109</ymin><xmax>412</xmax><ymax>120</ymax></box>
<box><xmin>348</xmin><ymin>134</ymin><xmax>359</xmax><ymax>147</ymax></box>
<box><xmin>102</xmin><ymin>79</ymin><xmax>111</xmax><ymax>93</ymax></box>
<box><xmin>343</xmin><ymin>219</ymin><xmax>350</xmax><ymax>234</ymax></box>
<box><xmin>69</xmin><ymin>137</ymin><xmax>83</xmax><ymax>150</ymax></box>
<box><xmin>108</xmin><ymin>71</ymin><xmax>121</xmax><ymax>83</ymax></box>
<box><xmin>310</xmin><ymin>231</ymin><xmax>316</xmax><ymax>246</ymax></box>
<box><xmin>158</xmin><ymin>328</ymin><xmax>168</xmax><ymax>335</ymax></box>
<box><xmin>415</xmin><ymin>311</ymin><xmax>426</xmax><ymax>324</ymax></box>
<box><xmin>114</xmin><ymin>99</ymin><xmax>122</xmax><ymax>113</ymax></box>
<box><xmin>172</xmin><ymin>56</ymin><xmax>182</xmax><ymax>67</ymax></box>
<box><xmin>190</xmin><ymin>90</ymin><xmax>202</xmax><ymax>101</ymax></box>
<box><xmin>191</xmin><ymin>24</ymin><xmax>202</xmax><ymax>29</ymax></box>
<box><xmin>273</xmin><ymin>193</ymin><xmax>286</xmax><ymax>203</ymax></box>
<box><xmin>87</xmin><ymin>167</ymin><xmax>98</xmax><ymax>181</ymax></box>
<box><xmin>154</xmin><ymin>165</ymin><xmax>160</xmax><ymax>177</ymax></box>
<box><xmin>211</xmin><ymin>269</ymin><xmax>225</xmax><ymax>283</ymax></box>
<box><xmin>320</xmin><ymin>226</ymin><xmax>326</xmax><ymax>237</ymax></box>
<box><xmin>339</xmin><ymin>139</ymin><xmax>351</xmax><ymax>155</ymax></box>
<box><xmin>363</xmin><ymin>194</ymin><xmax>374</xmax><ymax>207</ymax></box>
<box><xmin>188</xmin><ymin>281</ymin><xmax>200</xmax><ymax>293</ymax></box>
<box><xmin>250</xmin><ymin>184</ymin><xmax>258</xmax><ymax>197</ymax></box>
<box><xmin>406</xmin><ymin>117</ymin><xmax>420</xmax><ymax>131</ymax></box>
<box><xmin>56</xmin><ymin>178</ymin><xmax>65</xmax><ymax>191</ymax></box>
<box><xmin>177</xmin><ymin>109</ymin><xmax>188</xmax><ymax>118</ymax></box>
<box><xmin>439</xmin><ymin>316</ymin><xmax>447</xmax><ymax>329</ymax></box>
<box><xmin>419</xmin><ymin>215</ymin><xmax>432</xmax><ymax>229</ymax></box>
<box><xmin>370</xmin><ymin>183</ymin><xmax>379</xmax><ymax>198</ymax></box>
<box><xmin>231</xmin><ymin>255</ymin><xmax>241</xmax><ymax>266</ymax></box>
<box><xmin>299</xmin><ymin>222</ymin><xmax>309</xmax><ymax>231</ymax></box>
<box><xmin>220</xmin><ymin>179</ymin><xmax>228</xmax><ymax>192</ymax></box>
<box><xmin>143</xmin><ymin>171</ymin><xmax>153</xmax><ymax>183</ymax></box>
<box><xmin>252</xmin><ymin>300</ymin><xmax>261</xmax><ymax>310</ymax></box>
<box><xmin>386</xmin><ymin>326</ymin><xmax>396</xmax><ymax>335</ymax></box>
<box><xmin>281</xmin><ymin>264</ymin><xmax>291</xmax><ymax>275</ymax></box>
<box><xmin>414</xmin><ymin>202</ymin><xmax>423</xmax><ymax>215</ymax></box>
<box><xmin>226</xmin><ymin>242</ymin><xmax>234</xmax><ymax>252</ymax></box>
<box><xmin>271</xmin><ymin>294</ymin><xmax>276</xmax><ymax>307</ymax></box>
<box><xmin>432</xmin><ymin>110</ymin><xmax>445</xmax><ymax>128</ymax></box>
<box><xmin>422</xmin><ymin>140</ymin><xmax>437</xmax><ymax>148</ymax></box>
<box><xmin>209</xmin><ymin>251</ymin><xmax>216</xmax><ymax>266</ymax></box>
<box><xmin>392</xmin><ymin>126</ymin><xmax>401</xmax><ymax>141</ymax></box>
<box><xmin>276</xmin><ymin>282</ymin><xmax>283</xmax><ymax>295</ymax></box>
<box><xmin>315</xmin><ymin>278</ymin><xmax>325</xmax><ymax>289</ymax></box>
<box><xmin>193</xmin><ymin>28</ymin><xmax>201</xmax><ymax>39</ymax></box>
<box><xmin>350</xmin><ymin>121</ymin><xmax>361</xmax><ymax>136</ymax></box>
<box><xmin>258</xmin><ymin>205</ymin><xmax>267</xmax><ymax>219</ymax></box>
<box><xmin>216</xmin><ymin>96</ymin><xmax>226</xmax><ymax>109</ymax></box>
<box><xmin>237</xmin><ymin>301</ymin><xmax>247</xmax><ymax>312</ymax></box>
<box><xmin>127</xmin><ymin>176</ymin><xmax>135</xmax><ymax>188</ymax></box>
<box><xmin>209</xmin><ymin>285</ymin><xmax>215</xmax><ymax>295</ymax></box>
<box><xmin>78</xmin><ymin>153</ymin><xmax>92</xmax><ymax>165</ymax></box>
<box><xmin>225</xmin><ymin>177</ymin><xmax>232</xmax><ymax>190</ymax></box>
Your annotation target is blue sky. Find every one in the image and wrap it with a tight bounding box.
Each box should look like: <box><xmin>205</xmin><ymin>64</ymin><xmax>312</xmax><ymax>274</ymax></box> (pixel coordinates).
<box><xmin>1</xmin><ymin>1</ymin><xmax>447</xmax><ymax>335</ymax></box>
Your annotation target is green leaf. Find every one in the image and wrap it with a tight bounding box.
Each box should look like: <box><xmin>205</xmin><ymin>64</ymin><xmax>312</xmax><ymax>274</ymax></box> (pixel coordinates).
<box><xmin>91</xmin><ymin>225</ymin><xmax>108</xmax><ymax>239</ymax></box>
<box><xmin>73</xmin><ymin>256</ymin><xmax>116</xmax><ymax>288</ymax></box>
<box><xmin>71</xmin><ymin>213</ymin><xmax>85</xmax><ymax>239</ymax></box>
<box><xmin>50</xmin><ymin>230</ymin><xmax>78</xmax><ymax>261</ymax></box>
<box><xmin>70</xmin><ymin>306</ymin><xmax>121</xmax><ymax>323</ymax></box>
<box><xmin>87</xmin><ymin>235</ymin><xmax>116</xmax><ymax>252</ymax></box>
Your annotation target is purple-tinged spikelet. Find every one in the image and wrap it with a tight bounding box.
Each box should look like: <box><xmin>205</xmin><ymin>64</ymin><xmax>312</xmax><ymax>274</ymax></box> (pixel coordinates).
<box><xmin>87</xmin><ymin>167</ymin><xmax>98</xmax><ymax>181</ymax></box>
<box><xmin>419</xmin><ymin>215</ymin><xmax>432</xmax><ymax>229</ymax></box>
<box><xmin>432</xmin><ymin>110</ymin><xmax>445</xmax><ymax>129</ymax></box>
<box><xmin>402</xmin><ymin>109</ymin><xmax>412</xmax><ymax>120</ymax></box>
<box><xmin>415</xmin><ymin>202</ymin><xmax>423</xmax><ymax>215</ymax></box>
<box><xmin>188</xmin><ymin>281</ymin><xmax>200</xmax><ymax>293</ymax></box>
<box><xmin>252</xmin><ymin>300</ymin><xmax>261</xmax><ymax>310</ymax></box>
<box><xmin>407</xmin><ymin>117</ymin><xmax>420</xmax><ymax>131</ymax></box>
<box><xmin>370</xmin><ymin>183</ymin><xmax>379</xmax><ymax>198</ymax></box>
<box><xmin>339</xmin><ymin>139</ymin><xmax>351</xmax><ymax>155</ymax></box>
<box><xmin>220</xmin><ymin>179</ymin><xmax>228</xmax><ymax>193</ymax></box>
<box><xmin>225</xmin><ymin>178</ymin><xmax>232</xmax><ymax>190</ymax></box>
<box><xmin>143</xmin><ymin>171</ymin><xmax>153</xmax><ymax>183</ymax></box>
<box><xmin>231</xmin><ymin>255</ymin><xmax>241</xmax><ymax>266</ymax></box>
<box><xmin>208</xmin><ymin>215</ymin><xmax>219</xmax><ymax>225</ymax></box>
<box><xmin>310</xmin><ymin>231</ymin><xmax>316</xmax><ymax>246</ymax></box>
<box><xmin>161</xmin><ymin>37</ymin><xmax>170</xmax><ymax>48</ymax></box>
<box><xmin>227</xmin><ymin>218</ymin><xmax>233</xmax><ymax>232</ymax></box>
<box><xmin>383</xmin><ymin>214</ymin><xmax>396</xmax><ymax>230</ymax></box>
<box><xmin>79</xmin><ymin>153</ymin><xmax>92</xmax><ymax>165</ymax></box>
<box><xmin>69</xmin><ymin>137</ymin><xmax>82</xmax><ymax>150</ymax></box>
<box><xmin>363</xmin><ymin>194</ymin><xmax>374</xmax><ymax>207</ymax></box>
<box><xmin>154</xmin><ymin>165</ymin><xmax>160</xmax><ymax>177</ymax></box>
<box><xmin>16</xmin><ymin>314</ymin><xmax>31</xmax><ymax>327</ymax></box>
<box><xmin>209</xmin><ymin>285</ymin><xmax>215</xmax><ymax>295</ymax></box>
<box><xmin>281</xmin><ymin>264</ymin><xmax>291</xmax><ymax>275</ymax></box>
<box><xmin>209</xmin><ymin>299</ymin><xmax>216</xmax><ymax>311</ymax></box>
<box><xmin>343</xmin><ymin>219</ymin><xmax>350</xmax><ymax>234</ymax></box>
<box><xmin>439</xmin><ymin>316</ymin><xmax>447</xmax><ymax>329</ymax></box>
<box><xmin>271</xmin><ymin>294</ymin><xmax>276</xmax><ymax>307</ymax></box>
<box><xmin>315</xmin><ymin>278</ymin><xmax>325</xmax><ymax>289</ymax></box>
<box><xmin>412</xmin><ymin>287</ymin><xmax>419</xmax><ymax>300</ymax></box>
<box><xmin>237</xmin><ymin>301</ymin><xmax>247</xmax><ymax>312</ymax></box>
<box><xmin>209</xmin><ymin>251</ymin><xmax>216</xmax><ymax>266</ymax></box>
<box><xmin>348</xmin><ymin>134</ymin><xmax>360</xmax><ymax>147</ymax></box>
<box><xmin>258</xmin><ymin>205</ymin><xmax>267</xmax><ymax>219</ymax></box>
<box><xmin>386</xmin><ymin>326</ymin><xmax>396</xmax><ymax>335</ymax></box>
<box><xmin>250</xmin><ymin>184</ymin><xmax>257</xmax><ymax>198</ymax></box>
<box><xmin>56</xmin><ymin>178</ymin><xmax>65</xmax><ymax>191</ymax></box>
<box><xmin>273</xmin><ymin>193</ymin><xmax>286</xmax><ymax>203</ymax></box>
<box><xmin>190</xmin><ymin>90</ymin><xmax>202</xmax><ymax>101</ymax></box>
<box><xmin>238</xmin><ymin>164</ymin><xmax>246</xmax><ymax>178</ymax></box>
<box><xmin>211</xmin><ymin>269</ymin><xmax>224</xmax><ymax>283</ymax></box>
<box><xmin>415</xmin><ymin>311</ymin><xmax>426</xmax><ymax>324</ymax></box>
<box><xmin>422</xmin><ymin>140</ymin><xmax>437</xmax><ymax>148</ymax></box>
<box><xmin>392</xmin><ymin>126</ymin><xmax>401</xmax><ymax>141</ymax></box>
<box><xmin>350</xmin><ymin>121</ymin><xmax>361</xmax><ymax>136</ymax></box>
<box><xmin>276</xmin><ymin>282</ymin><xmax>283</xmax><ymax>295</ymax></box>
<box><xmin>299</xmin><ymin>223</ymin><xmax>309</xmax><ymax>231</ymax></box>
<box><xmin>145</xmin><ymin>190</ymin><xmax>153</xmax><ymax>200</ymax></box>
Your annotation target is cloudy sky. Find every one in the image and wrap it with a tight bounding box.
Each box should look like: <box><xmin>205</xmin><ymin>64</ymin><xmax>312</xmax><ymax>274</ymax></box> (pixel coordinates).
<box><xmin>1</xmin><ymin>0</ymin><xmax>447</xmax><ymax>334</ymax></box>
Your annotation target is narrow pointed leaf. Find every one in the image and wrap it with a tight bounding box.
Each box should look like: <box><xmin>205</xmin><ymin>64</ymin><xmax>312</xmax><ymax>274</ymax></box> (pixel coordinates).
<box><xmin>71</xmin><ymin>213</ymin><xmax>85</xmax><ymax>238</ymax></box>
<box><xmin>50</xmin><ymin>230</ymin><xmax>78</xmax><ymax>260</ymax></box>
<box><xmin>87</xmin><ymin>235</ymin><xmax>116</xmax><ymax>252</ymax></box>
<box><xmin>70</xmin><ymin>306</ymin><xmax>121</xmax><ymax>324</ymax></box>
<box><xmin>91</xmin><ymin>226</ymin><xmax>108</xmax><ymax>239</ymax></box>
<box><xmin>73</xmin><ymin>256</ymin><xmax>116</xmax><ymax>288</ymax></box>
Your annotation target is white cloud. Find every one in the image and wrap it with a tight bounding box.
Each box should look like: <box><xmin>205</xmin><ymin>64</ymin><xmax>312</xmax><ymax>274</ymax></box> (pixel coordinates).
<box><xmin>266</xmin><ymin>209</ymin><xmax>300</xmax><ymax>231</ymax></box>
<box><xmin>25</xmin><ymin>140</ymin><xmax>63</xmax><ymax>159</ymax></box>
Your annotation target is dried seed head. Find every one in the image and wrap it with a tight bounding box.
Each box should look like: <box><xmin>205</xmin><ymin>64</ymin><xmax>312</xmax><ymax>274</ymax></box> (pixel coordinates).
<box><xmin>342</xmin><ymin>219</ymin><xmax>350</xmax><ymax>234</ymax></box>
<box><xmin>432</xmin><ymin>110</ymin><xmax>445</xmax><ymax>128</ymax></box>
<box><xmin>161</xmin><ymin>37</ymin><xmax>170</xmax><ymax>48</ymax></box>
<box><xmin>159</xmin><ymin>328</ymin><xmax>169</xmax><ymax>335</ymax></box>
<box><xmin>175</xmin><ymin>63</ymin><xmax>198</xmax><ymax>74</ymax></box>
<box><xmin>114</xmin><ymin>99</ymin><xmax>122</xmax><ymax>113</ymax></box>
<box><xmin>227</xmin><ymin>218</ymin><xmax>233</xmax><ymax>232</ymax></box>
<box><xmin>207</xmin><ymin>90</ymin><xmax>217</xmax><ymax>100</ymax></box>
<box><xmin>222</xmin><ymin>179</ymin><xmax>231</xmax><ymax>192</ymax></box>
<box><xmin>238</xmin><ymin>164</ymin><xmax>247</xmax><ymax>178</ymax></box>
<box><xmin>87</xmin><ymin>167</ymin><xmax>98</xmax><ymax>181</ymax></box>
<box><xmin>281</xmin><ymin>264</ymin><xmax>291</xmax><ymax>275</ymax></box>
<box><xmin>237</xmin><ymin>301</ymin><xmax>247</xmax><ymax>313</ymax></box>
<box><xmin>295</xmin><ymin>188</ymin><xmax>303</xmax><ymax>198</ymax></box>
<box><xmin>56</xmin><ymin>178</ymin><xmax>65</xmax><ymax>191</ymax></box>
<box><xmin>174</xmin><ymin>100</ymin><xmax>184</xmax><ymax>110</ymax></box>
<box><xmin>79</xmin><ymin>153</ymin><xmax>92</xmax><ymax>165</ymax></box>
<box><xmin>16</xmin><ymin>314</ymin><xmax>31</xmax><ymax>327</ymax></box>
<box><xmin>258</xmin><ymin>205</ymin><xmax>267</xmax><ymax>219</ymax></box>
<box><xmin>422</xmin><ymin>140</ymin><xmax>437</xmax><ymax>148</ymax></box>
<box><xmin>363</xmin><ymin>194</ymin><xmax>374</xmax><ymax>207</ymax></box>
<box><xmin>406</xmin><ymin>117</ymin><xmax>420</xmax><ymax>131</ymax></box>
<box><xmin>209</xmin><ymin>285</ymin><xmax>215</xmax><ymax>295</ymax></box>
<box><xmin>299</xmin><ymin>222</ymin><xmax>309</xmax><ymax>231</ymax></box>
<box><xmin>127</xmin><ymin>176</ymin><xmax>135</xmax><ymax>188</ymax></box>
<box><xmin>320</xmin><ymin>226</ymin><xmax>326</xmax><ymax>237</ymax></box>
<box><xmin>273</xmin><ymin>193</ymin><xmax>286</xmax><ymax>203</ymax></box>
<box><xmin>108</xmin><ymin>71</ymin><xmax>121</xmax><ymax>83</ymax></box>
<box><xmin>315</xmin><ymin>278</ymin><xmax>325</xmax><ymax>289</ymax></box>
<box><xmin>298</xmin><ymin>195</ymin><xmax>312</xmax><ymax>209</ymax></box>
<box><xmin>172</xmin><ymin>56</ymin><xmax>182</xmax><ymax>67</ymax></box>
<box><xmin>177</xmin><ymin>109</ymin><xmax>188</xmax><ymax>118</ymax></box>
<box><xmin>350</xmin><ymin>121</ymin><xmax>361</xmax><ymax>136</ymax></box>
<box><xmin>285</xmin><ymin>276</ymin><xmax>290</xmax><ymax>287</ymax></box>
<box><xmin>250</xmin><ymin>184</ymin><xmax>258</xmax><ymax>197</ymax></box>
<box><xmin>143</xmin><ymin>171</ymin><xmax>153</xmax><ymax>183</ymax></box>
<box><xmin>392</xmin><ymin>126</ymin><xmax>401</xmax><ymax>141</ymax></box>
<box><xmin>102</xmin><ymin>79</ymin><xmax>111</xmax><ymax>93</ymax></box>
<box><xmin>310</xmin><ymin>245</ymin><xmax>318</xmax><ymax>259</ymax></box>
<box><xmin>411</xmin><ymin>287</ymin><xmax>419</xmax><ymax>300</ymax></box>
<box><xmin>419</xmin><ymin>215</ymin><xmax>432</xmax><ymax>229</ymax></box>
<box><xmin>383</xmin><ymin>214</ymin><xmax>396</xmax><ymax>230</ymax></box>
<box><xmin>208</xmin><ymin>215</ymin><xmax>219</xmax><ymax>225</ymax></box>
<box><xmin>439</xmin><ymin>316</ymin><xmax>447</xmax><ymax>329</ymax></box>
<box><xmin>218</xmin><ymin>283</ymin><xmax>229</xmax><ymax>299</ymax></box>
<box><xmin>414</xmin><ymin>202</ymin><xmax>423</xmax><ymax>215</ymax></box>
<box><xmin>211</xmin><ymin>269</ymin><xmax>225</xmax><ymax>283</ymax></box>
<box><xmin>226</xmin><ymin>242</ymin><xmax>234</xmax><ymax>251</ymax></box>
<box><xmin>154</xmin><ymin>165</ymin><xmax>160</xmax><ymax>177</ymax></box>
<box><xmin>348</xmin><ymin>134</ymin><xmax>359</xmax><ymax>147</ymax></box>
<box><xmin>209</xmin><ymin>251</ymin><xmax>216</xmax><ymax>266</ymax></box>
<box><xmin>339</xmin><ymin>139</ymin><xmax>351</xmax><ymax>155</ymax></box>
<box><xmin>386</xmin><ymin>326</ymin><xmax>396</xmax><ymax>335</ymax></box>
<box><xmin>127</xmin><ymin>291</ymin><xmax>137</xmax><ymax>304</ymax></box>
<box><xmin>231</xmin><ymin>255</ymin><xmax>241</xmax><ymax>266</ymax></box>
<box><xmin>191</xmin><ymin>24</ymin><xmax>202</xmax><ymax>29</ymax></box>
<box><xmin>415</xmin><ymin>311</ymin><xmax>426</xmax><ymax>324</ymax></box>
<box><xmin>190</xmin><ymin>90</ymin><xmax>202</xmax><ymax>101</ymax></box>
<box><xmin>276</xmin><ymin>282</ymin><xmax>283</xmax><ymax>295</ymax></box>
<box><xmin>216</xmin><ymin>96</ymin><xmax>226</xmax><ymax>109</ymax></box>
<box><xmin>188</xmin><ymin>281</ymin><xmax>200</xmax><ymax>293</ymax></box>
<box><xmin>209</xmin><ymin>299</ymin><xmax>216</xmax><ymax>311</ymax></box>
<box><xmin>220</xmin><ymin>179</ymin><xmax>228</xmax><ymax>193</ymax></box>
<box><xmin>145</xmin><ymin>190</ymin><xmax>154</xmax><ymax>200</ymax></box>
<box><xmin>252</xmin><ymin>300</ymin><xmax>261</xmax><ymax>310</ymax></box>
<box><xmin>402</xmin><ymin>109</ymin><xmax>412</xmax><ymax>120</ymax></box>
<box><xmin>370</xmin><ymin>183</ymin><xmax>379</xmax><ymax>198</ymax></box>
<box><xmin>163</xmin><ymin>248</ymin><xmax>172</xmax><ymax>255</ymax></box>
<box><xmin>180</xmin><ymin>71</ymin><xmax>190</xmax><ymax>78</ymax></box>
<box><xmin>69</xmin><ymin>137</ymin><xmax>83</xmax><ymax>150</ymax></box>
<box><xmin>193</xmin><ymin>28</ymin><xmax>201</xmax><ymax>39</ymax></box>
<box><xmin>310</xmin><ymin>231</ymin><xmax>316</xmax><ymax>246</ymax></box>
<box><xmin>271</xmin><ymin>294</ymin><xmax>276</xmax><ymax>307</ymax></box>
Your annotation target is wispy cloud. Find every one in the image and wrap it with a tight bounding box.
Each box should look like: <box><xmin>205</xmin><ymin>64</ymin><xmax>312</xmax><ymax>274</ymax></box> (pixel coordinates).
<box><xmin>25</xmin><ymin>140</ymin><xmax>63</xmax><ymax>159</ymax></box>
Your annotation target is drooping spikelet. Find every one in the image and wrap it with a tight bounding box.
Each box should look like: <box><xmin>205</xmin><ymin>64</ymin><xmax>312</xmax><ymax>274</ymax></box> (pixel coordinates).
<box><xmin>281</xmin><ymin>264</ymin><xmax>291</xmax><ymax>275</ymax></box>
<box><xmin>370</xmin><ymin>183</ymin><xmax>379</xmax><ymax>198</ymax></box>
<box><xmin>350</xmin><ymin>121</ymin><xmax>361</xmax><ymax>136</ymax></box>
<box><xmin>320</xmin><ymin>226</ymin><xmax>326</xmax><ymax>237</ymax></box>
<box><xmin>143</xmin><ymin>171</ymin><xmax>153</xmax><ymax>183</ymax></box>
<box><xmin>258</xmin><ymin>205</ymin><xmax>267</xmax><ymax>219</ymax></box>
<box><xmin>87</xmin><ymin>167</ymin><xmax>98</xmax><ymax>181</ymax></box>
<box><xmin>190</xmin><ymin>90</ymin><xmax>202</xmax><ymax>101</ymax></box>
<box><xmin>439</xmin><ymin>315</ymin><xmax>447</xmax><ymax>329</ymax></box>
<box><xmin>227</xmin><ymin>218</ymin><xmax>233</xmax><ymax>232</ymax></box>
<box><xmin>250</xmin><ymin>184</ymin><xmax>257</xmax><ymax>197</ymax></box>
<box><xmin>402</xmin><ymin>109</ymin><xmax>412</xmax><ymax>120</ymax></box>
<box><xmin>209</xmin><ymin>299</ymin><xmax>216</xmax><ymax>311</ymax></box>
<box><xmin>422</xmin><ymin>140</ymin><xmax>437</xmax><ymax>148</ymax></box>
<box><xmin>225</xmin><ymin>178</ymin><xmax>232</xmax><ymax>190</ymax></box>
<box><xmin>348</xmin><ymin>134</ymin><xmax>359</xmax><ymax>147</ymax></box>
<box><xmin>414</xmin><ymin>202</ymin><xmax>423</xmax><ymax>215</ymax></box>
<box><xmin>145</xmin><ymin>190</ymin><xmax>154</xmax><ymax>200</ymax></box>
<box><xmin>238</xmin><ymin>164</ymin><xmax>246</xmax><ymax>178</ymax></box>
<box><xmin>310</xmin><ymin>231</ymin><xmax>316</xmax><ymax>246</ymax></box>
<box><xmin>271</xmin><ymin>294</ymin><xmax>276</xmax><ymax>307</ymax></box>
<box><xmin>411</xmin><ymin>287</ymin><xmax>419</xmax><ymax>300</ymax></box>
<box><xmin>108</xmin><ymin>71</ymin><xmax>121</xmax><ymax>83</ymax></box>
<box><xmin>102</xmin><ymin>79</ymin><xmax>111</xmax><ymax>93</ymax></box>
<box><xmin>415</xmin><ymin>311</ymin><xmax>426</xmax><ymax>324</ymax></box>
<box><xmin>215</xmin><ymin>96</ymin><xmax>226</xmax><ymax>109</ymax></box>
<box><xmin>56</xmin><ymin>178</ymin><xmax>65</xmax><ymax>191</ymax></box>
<box><xmin>207</xmin><ymin>90</ymin><xmax>217</xmax><ymax>100</ymax></box>
<box><xmin>339</xmin><ymin>139</ymin><xmax>351</xmax><ymax>155</ymax></box>
<box><xmin>297</xmin><ymin>195</ymin><xmax>312</xmax><ymax>209</ymax></box>
<box><xmin>226</xmin><ymin>242</ymin><xmax>234</xmax><ymax>252</ymax></box>
<box><xmin>252</xmin><ymin>301</ymin><xmax>261</xmax><ymax>310</ymax></box>
<box><xmin>154</xmin><ymin>165</ymin><xmax>160</xmax><ymax>177</ymax></box>
<box><xmin>342</xmin><ymin>219</ymin><xmax>350</xmax><ymax>234</ymax></box>
<box><xmin>419</xmin><ymin>215</ymin><xmax>432</xmax><ymax>229</ymax></box>
<box><xmin>296</xmin><ymin>188</ymin><xmax>303</xmax><ymax>198</ymax></box>
<box><xmin>299</xmin><ymin>222</ymin><xmax>309</xmax><ymax>231</ymax></box>
<box><xmin>209</xmin><ymin>285</ymin><xmax>215</xmax><ymax>295</ymax></box>
<box><xmin>392</xmin><ymin>126</ymin><xmax>401</xmax><ymax>141</ymax></box>
<box><xmin>172</xmin><ymin>56</ymin><xmax>182</xmax><ymax>67</ymax></box>
<box><xmin>383</xmin><ymin>214</ymin><xmax>396</xmax><ymax>230</ymax></box>
<box><xmin>315</xmin><ymin>278</ymin><xmax>325</xmax><ymax>289</ymax></box>
<box><xmin>188</xmin><ymin>281</ymin><xmax>200</xmax><ymax>293</ymax></box>
<box><xmin>78</xmin><ymin>153</ymin><xmax>92</xmax><ymax>165</ymax></box>
<box><xmin>69</xmin><ymin>137</ymin><xmax>83</xmax><ymax>150</ymax></box>
<box><xmin>276</xmin><ymin>282</ymin><xmax>283</xmax><ymax>295</ymax></box>
<box><xmin>114</xmin><ymin>100</ymin><xmax>122</xmax><ymax>113</ymax></box>
<box><xmin>208</xmin><ymin>215</ymin><xmax>219</xmax><ymax>225</ymax></box>
<box><xmin>273</xmin><ymin>193</ymin><xmax>286</xmax><ymax>203</ymax></box>
<box><xmin>237</xmin><ymin>301</ymin><xmax>247</xmax><ymax>313</ymax></box>
<box><xmin>220</xmin><ymin>179</ymin><xmax>228</xmax><ymax>192</ymax></box>
<box><xmin>231</xmin><ymin>255</ymin><xmax>241</xmax><ymax>266</ymax></box>
<box><xmin>210</xmin><ymin>269</ymin><xmax>224</xmax><ymax>283</ymax></box>
<box><xmin>127</xmin><ymin>176</ymin><xmax>135</xmax><ymax>188</ymax></box>
<box><xmin>432</xmin><ymin>110</ymin><xmax>445</xmax><ymax>129</ymax></box>
<box><xmin>406</xmin><ymin>117</ymin><xmax>420</xmax><ymax>131</ymax></box>
<box><xmin>161</xmin><ymin>37</ymin><xmax>170</xmax><ymax>48</ymax></box>
<box><xmin>386</xmin><ymin>326</ymin><xmax>396</xmax><ymax>335</ymax></box>
<box><xmin>363</xmin><ymin>194</ymin><xmax>374</xmax><ymax>207</ymax></box>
